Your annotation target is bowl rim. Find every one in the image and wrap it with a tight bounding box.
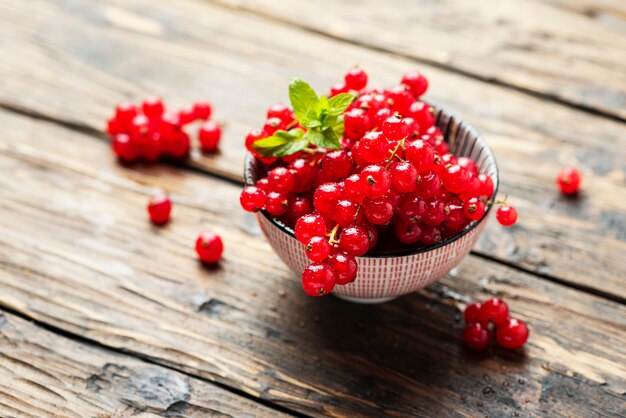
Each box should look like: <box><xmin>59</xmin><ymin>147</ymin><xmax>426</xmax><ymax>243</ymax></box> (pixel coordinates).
<box><xmin>244</xmin><ymin>104</ymin><xmax>499</xmax><ymax>259</ymax></box>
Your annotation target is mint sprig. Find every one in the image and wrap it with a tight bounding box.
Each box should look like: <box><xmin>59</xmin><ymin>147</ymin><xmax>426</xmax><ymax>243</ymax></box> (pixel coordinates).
<box><xmin>252</xmin><ymin>78</ymin><xmax>355</xmax><ymax>158</ymax></box>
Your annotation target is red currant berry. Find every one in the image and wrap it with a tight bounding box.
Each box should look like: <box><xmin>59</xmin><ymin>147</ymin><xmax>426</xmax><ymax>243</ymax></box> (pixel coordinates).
<box><xmin>141</xmin><ymin>96</ymin><xmax>164</xmax><ymax>120</ymax></box>
<box><xmin>344</xmin><ymin>108</ymin><xmax>371</xmax><ymax>140</ymax></box>
<box><xmin>240</xmin><ymin>186</ymin><xmax>266</xmax><ymax>212</ymax></box>
<box><xmin>359</xmin><ymin>131</ymin><xmax>388</xmax><ymax>164</ymax></box>
<box><xmin>381</xmin><ymin>114</ymin><xmax>409</xmax><ymax>141</ymax></box>
<box><xmin>321</xmin><ymin>150</ymin><xmax>353</xmax><ymax>182</ymax></box>
<box><xmin>361</xmin><ymin>165</ymin><xmax>391</xmax><ymax>199</ymax></box>
<box><xmin>330</xmin><ymin>83</ymin><xmax>348</xmax><ymax>97</ymax></box>
<box><xmin>245</xmin><ymin>128</ymin><xmax>266</xmax><ymax>152</ymax></box>
<box><xmin>386</xmin><ymin>85</ymin><xmax>414</xmax><ymax>115</ymax></box>
<box><xmin>339</xmin><ymin>226</ymin><xmax>369</xmax><ymax>256</ymax></box>
<box><xmin>264</xmin><ymin>117</ymin><xmax>284</xmax><ymax>135</ymax></box>
<box><xmin>463</xmin><ymin>197</ymin><xmax>486</xmax><ymax>221</ymax></box>
<box><xmin>344</xmin><ymin>66</ymin><xmax>368</xmax><ymax>91</ymax></box>
<box><xmin>496</xmin><ymin>318</ymin><xmax>529</xmax><ymax>350</ymax></box>
<box><xmin>464</xmin><ymin>302</ymin><xmax>482</xmax><ymax>323</ymax></box>
<box><xmin>362</xmin><ymin>195</ymin><xmax>395</xmax><ymax>225</ymax></box>
<box><xmin>344</xmin><ymin>174</ymin><xmax>366</xmax><ymax>203</ymax></box>
<box><xmin>129</xmin><ymin>114</ymin><xmax>151</xmax><ymax>142</ymax></box>
<box><xmin>256</xmin><ymin>177</ymin><xmax>270</xmax><ymax>193</ymax></box>
<box><xmin>390</xmin><ymin>161</ymin><xmax>418</xmax><ymax>193</ymax></box>
<box><xmin>302</xmin><ymin>262</ymin><xmax>336</xmax><ymax>297</ymax></box>
<box><xmin>159</xmin><ymin>111</ymin><xmax>182</xmax><ymax>140</ymax></box>
<box><xmin>478</xmin><ymin>174</ymin><xmax>495</xmax><ymax>198</ymax></box>
<box><xmin>114</xmin><ymin>102</ymin><xmax>138</xmax><ymax>128</ymax></box>
<box><xmin>334</xmin><ymin>199</ymin><xmax>362</xmax><ymax>227</ymax></box>
<box><xmin>193</xmin><ymin>101</ymin><xmax>212</xmax><ymax>120</ymax></box>
<box><xmin>556</xmin><ymin>167</ymin><xmax>581</xmax><ymax>195</ymax></box>
<box><xmin>305</xmin><ymin>236</ymin><xmax>331</xmax><ymax>262</ymax></box>
<box><xmin>106</xmin><ymin>116</ymin><xmax>122</xmax><ymax>137</ymax></box>
<box><xmin>405</xmin><ymin>139</ymin><xmax>435</xmax><ymax>171</ymax></box>
<box><xmin>480</xmin><ymin>297</ymin><xmax>509</xmax><ymax>325</ymax></box>
<box><xmin>266</xmin><ymin>103</ymin><xmax>293</xmax><ymax>124</ymax></box>
<box><xmin>397</xmin><ymin>195</ymin><xmax>428</xmax><ymax>223</ymax></box>
<box><xmin>198</xmin><ymin>121</ymin><xmax>222</xmax><ymax>152</ymax></box>
<box><xmin>289</xmin><ymin>158</ymin><xmax>317</xmax><ymax>192</ymax></box>
<box><xmin>265</xmin><ymin>192</ymin><xmax>289</xmax><ymax>216</ymax></box>
<box><xmin>442</xmin><ymin>164</ymin><xmax>470</xmax><ymax>194</ymax></box>
<box><xmin>112</xmin><ymin>133</ymin><xmax>139</xmax><ymax>162</ymax></box>
<box><xmin>268</xmin><ymin>167</ymin><xmax>296</xmax><ymax>194</ymax></box>
<box><xmin>401</xmin><ymin>71</ymin><xmax>429</xmax><ymax>97</ymax></box>
<box><xmin>423</xmin><ymin>198</ymin><xmax>447</xmax><ymax>226</ymax></box>
<box><xmin>281</xmin><ymin>196</ymin><xmax>313</xmax><ymax>226</ymax></box>
<box><xmin>178</xmin><ymin>105</ymin><xmax>196</xmax><ymax>125</ymax></box>
<box><xmin>457</xmin><ymin>157</ymin><xmax>478</xmax><ymax>174</ymax></box>
<box><xmin>496</xmin><ymin>205</ymin><xmax>518</xmax><ymax>227</ymax></box>
<box><xmin>408</xmin><ymin>101</ymin><xmax>434</xmax><ymax>130</ymax></box>
<box><xmin>463</xmin><ymin>322</ymin><xmax>492</xmax><ymax>350</ymax></box>
<box><xmin>147</xmin><ymin>193</ymin><xmax>172</xmax><ymax>225</ymax></box>
<box><xmin>195</xmin><ymin>231</ymin><xmax>224</xmax><ymax>264</ymax></box>
<box><xmin>328</xmin><ymin>252</ymin><xmax>358</xmax><ymax>285</ymax></box>
<box><xmin>295</xmin><ymin>213</ymin><xmax>327</xmax><ymax>244</ymax></box>
<box><xmin>362</xmin><ymin>221</ymin><xmax>379</xmax><ymax>250</ymax></box>
<box><xmin>313</xmin><ymin>182</ymin><xmax>344</xmax><ymax>218</ymax></box>
<box><xmin>166</xmin><ymin>131</ymin><xmax>191</xmax><ymax>158</ymax></box>
<box><xmin>415</xmin><ymin>171</ymin><xmax>442</xmax><ymax>198</ymax></box>
<box><xmin>395</xmin><ymin>219</ymin><xmax>422</xmax><ymax>244</ymax></box>
<box><xmin>141</xmin><ymin>132</ymin><xmax>162</xmax><ymax>162</ymax></box>
<box><xmin>420</xmin><ymin>224</ymin><xmax>442</xmax><ymax>246</ymax></box>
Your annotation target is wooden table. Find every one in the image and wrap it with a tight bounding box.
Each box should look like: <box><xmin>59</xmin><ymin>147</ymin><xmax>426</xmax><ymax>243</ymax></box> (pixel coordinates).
<box><xmin>0</xmin><ymin>0</ymin><xmax>625</xmax><ymax>416</ymax></box>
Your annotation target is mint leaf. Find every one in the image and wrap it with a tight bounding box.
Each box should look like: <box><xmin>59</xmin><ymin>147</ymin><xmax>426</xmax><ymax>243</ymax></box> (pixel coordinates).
<box><xmin>327</xmin><ymin>93</ymin><xmax>355</xmax><ymax>116</ymax></box>
<box><xmin>289</xmin><ymin>78</ymin><xmax>320</xmax><ymax>124</ymax></box>
<box><xmin>307</xmin><ymin>128</ymin><xmax>340</xmax><ymax>149</ymax></box>
<box><xmin>319</xmin><ymin>95</ymin><xmax>329</xmax><ymax>112</ymax></box>
<box><xmin>252</xmin><ymin>128</ymin><xmax>309</xmax><ymax>157</ymax></box>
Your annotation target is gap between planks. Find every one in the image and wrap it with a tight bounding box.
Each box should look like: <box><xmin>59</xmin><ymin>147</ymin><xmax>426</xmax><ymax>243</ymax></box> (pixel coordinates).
<box><xmin>1</xmin><ymin>101</ymin><xmax>623</xmax><ymax>308</ymax></box>
<box><xmin>200</xmin><ymin>0</ymin><xmax>626</xmax><ymax>125</ymax></box>
<box><xmin>0</xmin><ymin>303</ymin><xmax>310</xmax><ymax>418</ymax></box>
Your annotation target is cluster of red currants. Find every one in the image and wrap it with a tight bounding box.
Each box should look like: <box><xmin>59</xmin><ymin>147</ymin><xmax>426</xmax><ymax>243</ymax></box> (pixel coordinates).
<box><xmin>147</xmin><ymin>192</ymin><xmax>223</xmax><ymax>264</ymax></box>
<box><xmin>463</xmin><ymin>297</ymin><xmax>529</xmax><ymax>350</ymax></box>
<box><xmin>240</xmin><ymin>67</ymin><xmax>518</xmax><ymax>296</ymax></box>
<box><xmin>106</xmin><ymin>97</ymin><xmax>222</xmax><ymax>162</ymax></box>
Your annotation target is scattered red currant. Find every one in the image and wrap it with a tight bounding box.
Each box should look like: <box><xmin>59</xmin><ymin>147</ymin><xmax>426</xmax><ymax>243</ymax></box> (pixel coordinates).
<box><xmin>480</xmin><ymin>297</ymin><xmax>509</xmax><ymax>325</ymax></box>
<box><xmin>198</xmin><ymin>121</ymin><xmax>222</xmax><ymax>152</ymax></box>
<box><xmin>496</xmin><ymin>318</ymin><xmax>529</xmax><ymax>350</ymax></box>
<box><xmin>147</xmin><ymin>193</ymin><xmax>172</xmax><ymax>225</ymax></box>
<box><xmin>463</xmin><ymin>322</ymin><xmax>491</xmax><ymax>350</ymax></box>
<box><xmin>496</xmin><ymin>205</ymin><xmax>518</xmax><ymax>227</ymax></box>
<box><xmin>556</xmin><ymin>167</ymin><xmax>581</xmax><ymax>195</ymax></box>
<box><xmin>195</xmin><ymin>231</ymin><xmax>224</xmax><ymax>264</ymax></box>
<box><xmin>302</xmin><ymin>263</ymin><xmax>336</xmax><ymax>297</ymax></box>
<box><xmin>240</xmin><ymin>186</ymin><xmax>266</xmax><ymax>212</ymax></box>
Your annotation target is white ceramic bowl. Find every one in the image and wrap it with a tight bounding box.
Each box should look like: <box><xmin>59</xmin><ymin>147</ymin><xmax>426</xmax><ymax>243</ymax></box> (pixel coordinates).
<box><xmin>245</xmin><ymin>105</ymin><xmax>498</xmax><ymax>303</ymax></box>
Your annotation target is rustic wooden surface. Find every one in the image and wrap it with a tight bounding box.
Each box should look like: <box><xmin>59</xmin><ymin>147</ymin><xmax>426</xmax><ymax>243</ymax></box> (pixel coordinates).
<box><xmin>0</xmin><ymin>0</ymin><xmax>625</xmax><ymax>416</ymax></box>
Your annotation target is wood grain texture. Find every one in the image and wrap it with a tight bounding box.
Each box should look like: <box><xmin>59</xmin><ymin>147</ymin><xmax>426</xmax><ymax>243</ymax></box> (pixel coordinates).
<box><xmin>0</xmin><ymin>312</ymin><xmax>289</xmax><ymax>418</ymax></box>
<box><xmin>1</xmin><ymin>0</ymin><xmax>625</xmax><ymax>300</ymax></box>
<box><xmin>0</xmin><ymin>109</ymin><xmax>624</xmax><ymax>417</ymax></box>
<box><xmin>210</xmin><ymin>0</ymin><xmax>626</xmax><ymax>120</ymax></box>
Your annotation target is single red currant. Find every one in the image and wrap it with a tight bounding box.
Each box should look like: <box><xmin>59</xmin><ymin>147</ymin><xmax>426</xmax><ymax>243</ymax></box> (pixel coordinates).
<box><xmin>361</xmin><ymin>165</ymin><xmax>391</xmax><ymax>199</ymax></box>
<box><xmin>305</xmin><ymin>236</ymin><xmax>332</xmax><ymax>262</ymax></box>
<box><xmin>401</xmin><ymin>71</ymin><xmax>429</xmax><ymax>97</ymax></box>
<box><xmin>328</xmin><ymin>252</ymin><xmax>358</xmax><ymax>285</ymax></box>
<box><xmin>496</xmin><ymin>318</ymin><xmax>529</xmax><ymax>350</ymax></box>
<box><xmin>178</xmin><ymin>105</ymin><xmax>196</xmax><ymax>126</ymax></box>
<box><xmin>321</xmin><ymin>150</ymin><xmax>353</xmax><ymax>182</ymax></box>
<box><xmin>266</xmin><ymin>103</ymin><xmax>293</xmax><ymax>124</ymax></box>
<box><xmin>408</xmin><ymin>101</ymin><xmax>434</xmax><ymax>130</ymax></box>
<box><xmin>386</xmin><ymin>85</ymin><xmax>414</xmax><ymax>115</ymax></box>
<box><xmin>478</xmin><ymin>174</ymin><xmax>495</xmax><ymax>198</ymax></box>
<box><xmin>362</xmin><ymin>195</ymin><xmax>395</xmax><ymax>225</ymax></box>
<box><xmin>442</xmin><ymin>164</ymin><xmax>470</xmax><ymax>194</ymax></box>
<box><xmin>496</xmin><ymin>205</ymin><xmax>518</xmax><ymax>227</ymax></box>
<box><xmin>423</xmin><ymin>198</ymin><xmax>447</xmax><ymax>226</ymax></box>
<box><xmin>381</xmin><ymin>114</ymin><xmax>409</xmax><ymax>141</ymax></box>
<box><xmin>147</xmin><ymin>193</ymin><xmax>172</xmax><ymax>225</ymax></box>
<box><xmin>420</xmin><ymin>224</ymin><xmax>442</xmax><ymax>246</ymax></box>
<box><xmin>394</xmin><ymin>219</ymin><xmax>422</xmax><ymax>244</ymax></box>
<box><xmin>281</xmin><ymin>196</ymin><xmax>313</xmax><ymax>226</ymax></box>
<box><xmin>193</xmin><ymin>101</ymin><xmax>213</xmax><ymax>120</ymax></box>
<box><xmin>268</xmin><ymin>167</ymin><xmax>296</xmax><ymax>194</ymax></box>
<box><xmin>463</xmin><ymin>322</ymin><xmax>492</xmax><ymax>350</ymax></box>
<box><xmin>359</xmin><ymin>131</ymin><xmax>389</xmax><ymax>164</ymax></box>
<box><xmin>463</xmin><ymin>197</ymin><xmax>486</xmax><ymax>221</ymax></box>
<box><xmin>240</xmin><ymin>186</ymin><xmax>266</xmax><ymax>212</ymax></box>
<box><xmin>344</xmin><ymin>108</ymin><xmax>371</xmax><ymax>140</ymax></box>
<box><xmin>142</xmin><ymin>96</ymin><xmax>165</xmax><ymax>120</ymax></box>
<box><xmin>344</xmin><ymin>66</ymin><xmax>368</xmax><ymax>91</ymax></box>
<box><xmin>344</xmin><ymin>174</ymin><xmax>366</xmax><ymax>203</ymax></box>
<box><xmin>405</xmin><ymin>139</ymin><xmax>435</xmax><ymax>171</ymax></box>
<box><xmin>480</xmin><ymin>297</ymin><xmax>509</xmax><ymax>325</ymax></box>
<box><xmin>114</xmin><ymin>102</ymin><xmax>138</xmax><ymax>128</ymax></box>
<box><xmin>112</xmin><ymin>133</ymin><xmax>139</xmax><ymax>162</ymax></box>
<box><xmin>390</xmin><ymin>161</ymin><xmax>418</xmax><ymax>193</ymax></box>
<box><xmin>198</xmin><ymin>121</ymin><xmax>222</xmax><ymax>152</ymax></box>
<box><xmin>195</xmin><ymin>231</ymin><xmax>224</xmax><ymax>264</ymax></box>
<box><xmin>464</xmin><ymin>302</ymin><xmax>483</xmax><ymax>323</ymax></box>
<box><xmin>313</xmin><ymin>182</ymin><xmax>344</xmax><ymax>218</ymax></box>
<box><xmin>362</xmin><ymin>221</ymin><xmax>379</xmax><ymax>250</ymax></box>
<box><xmin>335</xmin><ymin>200</ymin><xmax>362</xmax><ymax>227</ymax></box>
<box><xmin>330</xmin><ymin>83</ymin><xmax>348</xmax><ymax>97</ymax></box>
<box><xmin>166</xmin><ymin>131</ymin><xmax>191</xmax><ymax>158</ymax></box>
<box><xmin>264</xmin><ymin>117</ymin><xmax>284</xmax><ymax>135</ymax></box>
<box><xmin>415</xmin><ymin>171</ymin><xmax>442</xmax><ymax>198</ymax></box>
<box><xmin>339</xmin><ymin>226</ymin><xmax>369</xmax><ymax>256</ymax></box>
<box><xmin>302</xmin><ymin>262</ymin><xmax>336</xmax><ymax>297</ymax></box>
<box><xmin>295</xmin><ymin>213</ymin><xmax>327</xmax><ymax>244</ymax></box>
<box><xmin>265</xmin><ymin>192</ymin><xmax>289</xmax><ymax>216</ymax></box>
<box><xmin>397</xmin><ymin>195</ymin><xmax>428</xmax><ymax>223</ymax></box>
<box><xmin>556</xmin><ymin>167</ymin><xmax>581</xmax><ymax>195</ymax></box>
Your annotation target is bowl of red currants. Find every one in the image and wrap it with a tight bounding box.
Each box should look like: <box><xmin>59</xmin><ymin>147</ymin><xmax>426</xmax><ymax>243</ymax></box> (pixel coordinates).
<box><xmin>241</xmin><ymin>68</ymin><xmax>510</xmax><ymax>303</ymax></box>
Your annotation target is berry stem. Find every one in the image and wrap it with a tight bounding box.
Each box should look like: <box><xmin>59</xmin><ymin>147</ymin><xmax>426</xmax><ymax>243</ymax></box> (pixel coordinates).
<box><xmin>326</xmin><ymin>224</ymin><xmax>340</xmax><ymax>245</ymax></box>
<box><xmin>487</xmin><ymin>195</ymin><xmax>508</xmax><ymax>206</ymax></box>
<box><xmin>385</xmin><ymin>138</ymin><xmax>405</xmax><ymax>168</ymax></box>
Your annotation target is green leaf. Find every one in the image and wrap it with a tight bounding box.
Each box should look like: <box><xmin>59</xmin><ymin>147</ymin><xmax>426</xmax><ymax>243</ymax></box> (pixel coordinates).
<box><xmin>289</xmin><ymin>78</ymin><xmax>320</xmax><ymax>124</ymax></box>
<box><xmin>327</xmin><ymin>93</ymin><xmax>355</xmax><ymax>116</ymax></box>
<box><xmin>307</xmin><ymin>128</ymin><xmax>340</xmax><ymax>150</ymax></box>
<box><xmin>303</xmin><ymin>119</ymin><xmax>321</xmax><ymax>129</ymax></box>
<box><xmin>252</xmin><ymin>128</ymin><xmax>309</xmax><ymax>157</ymax></box>
<box><xmin>319</xmin><ymin>95</ymin><xmax>329</xmax><ymax>112</ymax></box>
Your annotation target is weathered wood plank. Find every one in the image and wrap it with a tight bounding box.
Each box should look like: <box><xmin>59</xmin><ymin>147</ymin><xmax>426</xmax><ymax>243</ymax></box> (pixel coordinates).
<box><xmin>0</xmin><ymin>312</ymin><xmax>290</xmax><ymax>418</ymax></box>
<box><xmin>0</xmin><ymin>110</ymin><xmax>624</xmax><ymax>417</ymax></box>
<box><xmin>1</xmin><ymin>0</ymin><xmax>625</xmax><ymax>299</ymax></box>
<box><xmin>209</xmin><ymin>0</ymin><xmax>626</xmax><ymax>120</ymax></box>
